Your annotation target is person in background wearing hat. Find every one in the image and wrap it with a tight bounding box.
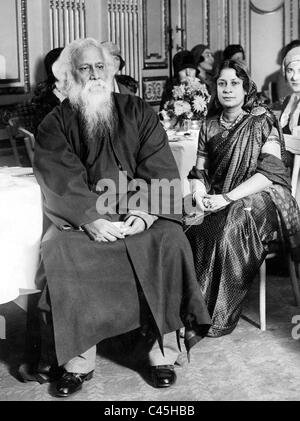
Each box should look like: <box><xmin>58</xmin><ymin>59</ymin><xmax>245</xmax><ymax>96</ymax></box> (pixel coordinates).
<box><xmin>223</xmin><ymin>44</ymin><xmax>246</xmax><ymax>64</ymax></box>
<box><xmin>279</xmin><ymin>40</ymin><xmax>300</xmax><ymax>199</ymax></box>
<box><xmin>32</xmin><ymin>47</ymin><xmax>65</xmax><ymax>133</ymax></box>
<box><xmin>101</xmin><ymin>41</ymin><xmax>138</xmax><ymax>95</ymax></box>
<box><xmin>159</xmin><ymin>50</ymin><xmax>197</xmax><ymax>110</ymax></box>
<box><xmin>34</xmin><ymin>47</ymin><xmax>65</xmax><ymax>108</ymax></box>
<box><xmin>280</xmin><ymin>40</ymin><xmax>300</xmax><ymax>135</ymax></box>
<box><xmin>191</xmin><ymin>44</ymin><xmax>215</xmax><ymax>93</ymax></box>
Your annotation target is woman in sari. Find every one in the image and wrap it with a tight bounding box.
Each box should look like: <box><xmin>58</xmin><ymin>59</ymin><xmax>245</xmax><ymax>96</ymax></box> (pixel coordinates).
<box><xmin>185</xmin><ymin>59</ymin><xmax>300</xmax><ymax>337</ymax></box>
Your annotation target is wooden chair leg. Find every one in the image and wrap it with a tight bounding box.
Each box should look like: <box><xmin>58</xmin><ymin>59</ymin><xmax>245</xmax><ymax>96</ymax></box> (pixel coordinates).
<box><xmin>23</xmin><ymin>137</ymin><xmax>34</xmax><ymax>166</ymax></box>
<box><xmin>259</xmin><ymin>260</ymin><xmax>267</xmax><ymax>331</ymax></box>
<box><xmin>9</xmin><ymin>134</ymin><xmax>21</xmax><ymax>166</ymax></box>
<box><xmin>288</xmin><ymin>256</ymin><xmax>300</xmax><ymax>306</ymax></box>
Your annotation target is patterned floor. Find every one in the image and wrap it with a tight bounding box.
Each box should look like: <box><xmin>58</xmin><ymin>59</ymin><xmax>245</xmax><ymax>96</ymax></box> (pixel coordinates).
<box><xmin>1</xmin><ymin>261</ymin><xmax>300</xmax><ymax>402</ymax></box>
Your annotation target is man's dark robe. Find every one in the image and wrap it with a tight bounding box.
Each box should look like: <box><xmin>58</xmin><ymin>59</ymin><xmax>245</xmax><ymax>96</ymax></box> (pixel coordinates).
<box><xmin>33</xmin><ymin>93</ymin><xmax>211</xmax><ymax>366</ymax></box>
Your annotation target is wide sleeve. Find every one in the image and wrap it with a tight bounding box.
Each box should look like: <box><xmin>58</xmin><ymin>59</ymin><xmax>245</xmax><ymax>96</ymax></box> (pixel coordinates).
<box><xmin>128</xmin><ymin>100</ymin><xmax>183</xmax><ymax>223</ymax></box>
<box><xmin>33</xmin><ymin>108</ymin><xmax>107</xmax><ymax>229</ymax></box>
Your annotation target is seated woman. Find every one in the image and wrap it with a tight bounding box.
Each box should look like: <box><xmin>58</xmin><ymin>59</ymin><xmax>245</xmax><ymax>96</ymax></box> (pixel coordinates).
<box><xmin>191</xmin><ymin>44</ymin><xmax>215</xmax><ymax>94</ymax></box>
<box><xmin>159</xmin><ymin>50</ymin><xmax>197</xmax><ymax>110</ymax></box>
<box><xmin>185</xmin><ymin>59</ymin><xmax>300</xmax><ymax>337</ymax></box>
<box><xmin>32</xmin><ymin>47</ymin><xmax>65</xmax><ymax>133</ymax></box>
<box><xmin>223</xmin><ymin>44</ymin><xmax>246</xmax><ymax>64</ymax></box>
<box><xmin>279</xmin><ymin>40</ymin><xmax>300</xmax><ymax>135</ymax></box>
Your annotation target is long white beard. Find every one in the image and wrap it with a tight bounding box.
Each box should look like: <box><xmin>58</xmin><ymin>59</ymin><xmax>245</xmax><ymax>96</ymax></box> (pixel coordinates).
<box><xmin>69</xmin><ymin>79</ymin><xmax>114</xmax><ymax>141</ymax></box>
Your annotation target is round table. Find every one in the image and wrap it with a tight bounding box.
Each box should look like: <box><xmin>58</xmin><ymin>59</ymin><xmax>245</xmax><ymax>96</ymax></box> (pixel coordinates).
<box><xmin>0</xmin><ymin>168</ymin><xmax>43</xmax><ymax>304</ymax></box>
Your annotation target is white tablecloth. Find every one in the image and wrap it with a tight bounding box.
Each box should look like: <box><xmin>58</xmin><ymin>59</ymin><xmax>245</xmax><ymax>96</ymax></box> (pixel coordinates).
<box><xmin>0</xmin><ymin>167</ymin><xmax>43</xmax><ymax>304</ymax></box>
<box><xmin>168</xmin><ymin>129</ymin><xmax>199</xmax><ymax>197</ymax></box>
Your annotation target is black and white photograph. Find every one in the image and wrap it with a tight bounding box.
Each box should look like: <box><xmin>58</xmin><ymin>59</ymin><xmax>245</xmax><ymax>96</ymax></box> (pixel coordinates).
<box><xmin>1</xmin><ymin>0</ymin><xmax>300</xmax><ymax>405</ymax></box>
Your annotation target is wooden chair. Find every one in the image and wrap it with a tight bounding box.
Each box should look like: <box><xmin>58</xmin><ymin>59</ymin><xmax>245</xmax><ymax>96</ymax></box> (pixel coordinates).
<box><xmin>0</xmin><ymin>125</ymin><xmax>21</xmax><ymax>166</ymax></box>
<box><xmin>8</xmin><ymin>116</ymin><xmax>35</xmax><ymax>166</ymax></box>
<box><xmin>257</xmin><ymin>134</ymin><xmax>300</xmax><ymax>331</ymax></box>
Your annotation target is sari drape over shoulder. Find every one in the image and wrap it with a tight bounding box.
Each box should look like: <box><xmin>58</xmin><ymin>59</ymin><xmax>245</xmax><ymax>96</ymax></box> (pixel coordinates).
<box><xmin>186</xmin><ymin>106</ymin><xmax>300</xmax><ymax>336</ymax></box>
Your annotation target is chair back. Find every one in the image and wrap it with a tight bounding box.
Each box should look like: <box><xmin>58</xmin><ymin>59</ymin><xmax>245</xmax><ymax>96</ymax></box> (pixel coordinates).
<box><xmin>8</xmin><ymin>116</ymin><xmax>35</xmax><ymax>166</ymax></box>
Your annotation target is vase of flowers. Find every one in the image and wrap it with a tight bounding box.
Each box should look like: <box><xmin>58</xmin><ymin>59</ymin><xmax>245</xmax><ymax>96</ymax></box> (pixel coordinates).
<box><xmin>160</xmin><ymin>77</ymin><xmax>211</xmax><ymax>130</ymax></box>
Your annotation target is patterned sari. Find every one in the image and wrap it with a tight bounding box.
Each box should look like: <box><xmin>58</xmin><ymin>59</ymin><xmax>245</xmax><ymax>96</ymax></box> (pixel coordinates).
<box><xmin>185</xmin><ymin>106</ymin><xmax>300</xmax><ymax>337</ymax></box>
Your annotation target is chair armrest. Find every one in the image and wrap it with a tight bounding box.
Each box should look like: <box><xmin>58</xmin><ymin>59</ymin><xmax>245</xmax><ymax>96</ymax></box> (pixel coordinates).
<box><xmin>18</xmin><ymin>127</ymin><xmax>35</xmax><ymax>149</ymax></box>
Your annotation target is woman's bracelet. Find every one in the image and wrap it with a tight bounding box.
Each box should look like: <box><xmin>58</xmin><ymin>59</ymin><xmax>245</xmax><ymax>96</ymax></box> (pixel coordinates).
<box><xmin>192</xmin><ymin>191</ymin><xmax>206</xmax><ymax>201</ymax></box>
<box><xmin>222</xmin><ymin>193</ymin><xmax>235</xmax><ymax>203</ymax></box>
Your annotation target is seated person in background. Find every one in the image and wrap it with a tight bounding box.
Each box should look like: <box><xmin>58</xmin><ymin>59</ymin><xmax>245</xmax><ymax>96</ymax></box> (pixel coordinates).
<box><xmin>223</xmin><ymin>44</ymin><xmax>246</xmax><ymax>64</ymax></box>
<box><xmin>31</xmin><ymin>37</ymin><xmax>211</xmax><ymax>397</ymax></box>
<box><xmin>32</xmin><ymin>47</ymin><xmax>65</xmax><ymax>130</ymax></box>
<box><xmin>160</xmin><ymin>50</ymin><xmax>197</xmax><ymax>110</ymax></box>
<box><xmin>115</xmin><ymin>74</ymin><xmax>139</xmax><ymax>95</ymax></box>
<box><xmin>100</xmin><ymin>41</ymin><xmax>138</xmax><ymax>95</ymax></box>
<box><xmin>279</xmin><ymin>40</ymin><xmax>300</xmax><ymax>135</ymax></box>
<box><xmin>159</xmin><ymin>50</ymin><xmax>211</xmax><ymax>130</ymax></box>
<box><xmin>190</xmin><ymin>44</ymin><xmax>215</xmax><ymax>93</ymax></box>
<box><xmin>185</xmin><ymin>59</ymin><xmax>300</xmax><ymax>338</ymax></box>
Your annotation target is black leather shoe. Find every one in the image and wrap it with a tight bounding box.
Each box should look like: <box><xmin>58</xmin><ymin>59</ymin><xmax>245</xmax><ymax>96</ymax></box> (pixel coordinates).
<box><xmin>18</xmin><ymin>363</ymin><xmax>62</xmax><ymax>384</ymax></box>
<box><xmin>55</xmin><ymin>371</ymin><xmax>94</xmax><ymax>397</ymax></box>
<box><xmin>151</xmin><ymin>365</ymin><xmax>176</xmax><ymax>388</ymax></box>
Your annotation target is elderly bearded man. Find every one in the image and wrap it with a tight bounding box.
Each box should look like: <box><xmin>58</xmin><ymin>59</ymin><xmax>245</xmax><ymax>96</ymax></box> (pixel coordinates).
<box><xmin>31</xmin><ymin>38</ymin><xmax>211</xmax><ymax>398</ymax></box>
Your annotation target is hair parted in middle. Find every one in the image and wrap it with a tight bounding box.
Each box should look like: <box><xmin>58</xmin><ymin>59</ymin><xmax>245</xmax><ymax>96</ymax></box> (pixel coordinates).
<box><xmin>212</xmin><ymin>59</ymin><xmax>258</xmax><ymax>112</ymax></box>
<box><xmin>223</xmin><ymin>44</ymin><xmax>245</xmax><ymax>61</ymax></box>
<box><xmin>52</xmin><ymin>37</ymin><xmax>115</xmax><ymax>97</ymax></box>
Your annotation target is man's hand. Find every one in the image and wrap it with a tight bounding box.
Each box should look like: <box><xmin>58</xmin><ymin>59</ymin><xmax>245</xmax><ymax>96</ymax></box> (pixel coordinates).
<box><xmin>123</xmin><ymin>216</ymin><xmax>146</xmax><ymax>236</ymax></box>
<box><xmin>83</xmin><ymin>219</ymin><xmax>125</xmax><ymax>242</ymax></box>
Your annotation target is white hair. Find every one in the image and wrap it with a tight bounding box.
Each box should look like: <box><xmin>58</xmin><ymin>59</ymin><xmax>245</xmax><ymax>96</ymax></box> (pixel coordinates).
<box><xmin>52</xmin><ymin>37</ymin><xmax>115</xmax><ymax>97</ymax></box>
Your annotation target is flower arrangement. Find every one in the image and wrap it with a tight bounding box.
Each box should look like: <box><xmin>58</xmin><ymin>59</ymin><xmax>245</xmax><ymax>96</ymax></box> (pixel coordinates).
<box><xmin>160</xmin><ymin>77</ymin><xmax>211</xmax><ymax>129</ymax></box>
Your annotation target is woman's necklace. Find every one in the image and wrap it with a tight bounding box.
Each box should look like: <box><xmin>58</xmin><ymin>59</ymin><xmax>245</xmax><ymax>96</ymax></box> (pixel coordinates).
<box><xmin>219</xmin><ymin>111</ymin><xmax>245</xmax><ymax>138</ymax></box>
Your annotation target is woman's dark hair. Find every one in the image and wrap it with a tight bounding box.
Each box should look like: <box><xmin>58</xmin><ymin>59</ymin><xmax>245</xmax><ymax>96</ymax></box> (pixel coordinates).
<box><xmin>115</xmin><ymin>74</ymin><xmax>138</xmax><ymax>94</ymax></box>
<box><xmin>44</xmin><ymin>47</ymin><xmax>64</xmax><ymax>86</ymax></box>
<box><xmin>223</xmin><ymin>44</ymin><xmax>245</xmax><ymax>61</ymax></box>
<box><xmin>281</xmin><ymin>39</ymin><xmax>300</xmax><ymax>64</ymax></box>
<box><xmin>172</xmin><ymin>50</ymin><xmax>197</xmax><ymax>78</ymax></box>
<box><xmin>212</xmin><ymin>59</ymin><xmax>257</xmax><ymax>112</ymax></box>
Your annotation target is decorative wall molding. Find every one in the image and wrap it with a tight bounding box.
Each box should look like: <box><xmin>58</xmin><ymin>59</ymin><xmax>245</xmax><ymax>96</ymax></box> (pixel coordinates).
<box><xmin>180</xmin><ymin>0</ymin><xmax>187</xmax><ymax>50</ymax></box>
<box><xmin>239</xmin><ymin>0</ymin><xmax>250</xmax><ymax>66</ymax></box>
<box><xmin>248</xmin><ymin>0</ymin><xmax>286</xmax><ymax>90</ymax></box>
<box><xmin>0</xmin><ymin>0</ymin><xmax>30</xmax><ymax>94</ymax></box>
<box><xmin>20</xmin><ymin>0</ymin><xmax>30</xmax><ymax>93</ymax></box>
<box><xmin>226</xmin><ymin>0</ymin><xmax>241</xmax><ymax>45</ymax></box>
<box><xmin>284</xmin><ymin>0</ymin><xmax>299</xmax><ymax>42</ymax></box>
<box><xmin>107</xmin><ymin>0</ymin><xmax>142</xmax><ymax>92</ymax></box>
<box><xmin>49</xmin><ymin>0</ymin><xmax>86</xmax><ymax>48</ymax></box>
<box><xmin>142</xmin><ymin>76</ymin><xmax>167</xmax><ymax>106</ymax></box>
<box><xmin>208</xmin><ymin>0</ymin><xmax>229</xmax><ymax>51</ymax></box>
<box><xmin>250</xmin><ymin>0</ymin><xmax>284</xmax><ymax>15</ymax></box>
<box><xmin>143</xmin><ymin>0</ymin><xmax>169</xmax><ymax>69</ymax></box>
<box><xmin>205</xmin><ymin>0</ymin><xmax>209</xmax><ymax>45</ymax></box>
